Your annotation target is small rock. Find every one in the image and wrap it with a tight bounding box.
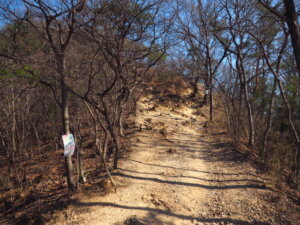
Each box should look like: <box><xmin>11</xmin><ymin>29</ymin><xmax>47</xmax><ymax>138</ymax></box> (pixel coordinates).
<box><xmin>159</xmin><ymin>128</ymin><xmax>167</xmax><ymax>136</ymax></box>
<box><xmin>124</xmin><ymin>217</ymin><xmax>146</xmax><ymax>225</ymax></box>
<box><xmin>167</xmin><ymin>148</ymin><xmax>176</xmax><ymax>154</ymax></box>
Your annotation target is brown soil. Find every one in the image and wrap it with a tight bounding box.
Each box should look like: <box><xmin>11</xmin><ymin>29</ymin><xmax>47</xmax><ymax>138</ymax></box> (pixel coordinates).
<box><xmin>46</xmin><ymin>93</ymin><xmax>300</xmax><ymax>225</ymax></box>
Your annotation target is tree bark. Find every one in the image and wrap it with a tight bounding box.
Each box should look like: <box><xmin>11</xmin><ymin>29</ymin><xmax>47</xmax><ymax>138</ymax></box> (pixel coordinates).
<box><xmin>237</xmin><ymin>57</ymin><xmax>255</xmax><ymax>147</ymax></box>
<box><xmin>113</xmin><ymin>134</ymin><xmax>120</xmax><ymax>169</ymax></box>
<box><xmin>209</xmin><ymin>62</ymin><xmax>214</xmax><ymax>121</ymax></box>
<box><xmin>202</xmin><ymin>87</ymin><xmax>208</xmax><ymax>106</ymax></box>
<box><xmin>262</xmin><ymin>79</ymin><xmax>276</xmax><ymax>160</ymax></box>
<box><xmin>243</xmin><ymin>79</ymin><xmax>255</xmax><ymax>147</ymax></box>
<box><xmin>10</xmin><ymin>80</ymin><xmax>17</xmax><ymax>164</ymax></box>
<box><xmin>190</xmin><ymin>76</ymin><xmax>200</xmax><ymax>99</ymax></box>
<box><xmin>209</xmin><ymin>78</ymin><xmax>213</xmax><ymax>121</ymax></box>
<box><xmin>83</xmin><ymin>101</ymin><xmax>116</xmax><ymax>185</ymax></box>
<box><xmin>283</xmin><ymin>0</ymin><xmax>300</xmax><ymax>78</ymax></box>
<box><xmin>118</xmin><ymin>108</ymin><xmax>125</xmax><ymax>137</ymax></box>
<box><xmin>59</xmin><ymin>53</ymin><xmax>75</xmax><ymax>192</ymax></box>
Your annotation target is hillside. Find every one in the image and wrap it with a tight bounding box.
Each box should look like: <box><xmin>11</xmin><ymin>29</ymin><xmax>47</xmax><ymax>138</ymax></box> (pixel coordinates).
<box><xmin>46</xmin><ymin>90</ymin><xmax>300</xmax><ymax>225</ymax></box>
<box><xmin>1</xmin><ymin>0</ymin><xmax>300</xmax><ymax>224</ymax></box>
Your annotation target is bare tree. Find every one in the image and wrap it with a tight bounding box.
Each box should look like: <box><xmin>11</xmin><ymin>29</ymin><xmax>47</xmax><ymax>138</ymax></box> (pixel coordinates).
<box><xmin>79</xmin><ymin>0</ymin><xmax>170</xmax><ymax>169</ymax></box>
<box><xmin>175</xmin><ymin>0</ymin><xmax>226</xmax><ymax>121</ymax></box>
<box><xmin>259</xmin><ymin>0</ymin><xmax>300</xmax><ymax>79</ymax></box>
<box><xmin>214</xmin><ymin>0</ymin><xmax>257</xmax><ymax>146</ymax></box>
<box><xmin>0</xmin><ymin>0</ymin><xmax>87</xmax><ymax>191</ymax></box>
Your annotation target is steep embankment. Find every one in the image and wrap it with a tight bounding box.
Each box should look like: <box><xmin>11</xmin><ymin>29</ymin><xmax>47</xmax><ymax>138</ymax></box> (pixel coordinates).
<box><xmin>48</xmin><ymin>92</ymin><xmax>300</xmax><ymax>225</ymax></box>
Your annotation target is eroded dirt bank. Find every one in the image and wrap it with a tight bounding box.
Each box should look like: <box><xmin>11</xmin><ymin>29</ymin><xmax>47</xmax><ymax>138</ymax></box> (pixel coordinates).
<box><xmin>48</xmin><ymin>94</ymin><xmax>300</xmax><ymax>225</ymax></box>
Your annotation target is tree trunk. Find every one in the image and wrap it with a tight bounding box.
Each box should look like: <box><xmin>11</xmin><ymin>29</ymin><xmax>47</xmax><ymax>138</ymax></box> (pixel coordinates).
<box><xmin>102</xmin><ymin>132</ymin><xmax>109</xmax><ymax>163</ymax></box>
<box><xmin>219</xmin><ymin>91</ymin><xmax>231</xmax><ymax>132</ymax></box>
<box><xmin>237</xmin><ymin>57</ymin><xmax>255</xmax><ymax>147</ymax></box>
<box><xmin>202</xmin><ymin>88</ymin><xmax>208</xmax><ymax>106</ymax></box>
<box><xmin>98</xmin><ymin>144</ymin><xmax>116</xmax><ymax>186</ymax></box>
<box><xmin>209</xmin><ymin>70</ymin><xmax>214</xmax><ymax>121</ymax></box>
<box><xmin>207</xmin><ymin>44</ymin><xmax>214</xmax><ymax>121</ymax></box>
<box><xmin>59</xmin><ymin>53</ymin><xmax>75</xmax><ymax>192</ymax></box>
<box><xmin>243</xmin><ymin>79</ymin><xmax>255</xmax><ymax>147</ymax></box>
<box><xmin>113</xmin><ymin>134</ymin><xmax>120</xmax><ymax>169</ymax></box>
<box><xmin>10</xmin><ymin>80</ymin><xmax>17</xmax><ymax>164</ymax></box>
<box><xmin>258</xmin><ymin>38</ymin><xmax>300</xmax><ymax>184</ymax></box>
<box><xmin>245</xmin><ymin>88</ymin><xmax>254</xmax><ymax>147</ymax></box>
<box><xmin>262</xmin><ymin>80</ymin><xmax>276</xmax><ymax>160</ymax></box>
<box><xmin>190</xmin><ymin>77</ymin><xmax>200</xmax><ymax>99</ymax></box>
<box><xmin>83</xmin><ymin>101</ymin><xmax>115</xmax><ymax>185</ymax></box>
<box><xmin>283</xmin><ymin>0</ymin><xmax>300</xmax><ymax>78</ymax></box>
<box><xmin>118</xmin><ymin>109</ymin><xmax>125</xmax><ymax>137</ymax></box>
<box><xmin>101</xmin><ymin>97</ymin><xmax>121</xmax><ymax>169</ymax></box>
<box><xmin>75</xmin><ymin>132</ymin><xmax>86</xmax><ymax>185</ymax></box>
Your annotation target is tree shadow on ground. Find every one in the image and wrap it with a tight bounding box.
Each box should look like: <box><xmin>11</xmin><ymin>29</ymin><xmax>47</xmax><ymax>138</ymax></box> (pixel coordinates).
<box><xmin>73</xmin><ymin>201</ymin><xmax>271</xmax><ymax>225</ymax></box>
<box><xmin>128</xmin><ymin>159</ymin><xmax>258</xmax><ymax>177</ymax></box>
<box><xmin>118</xmin><ymin>168</ymin><xmax>265</xmax><ymax>184</ymax></box>
<box><xmin>199</xmin><ymin>147</ymin><xmax>248</xmax><ymax>164</ymax></box>
<box><xmin>111</xmin><ymin>172</ymin><xmax>270</xmax><ymax>190</ymax></box>
<box><xmin>1</xmin><ymin>187</ymin><xmax>69</xmax><ymax>225</ymax></box>
<box><xmin>198</xmin><ymin>131</ymin><xmax>268</xmax><ymax>172</ymax></box>
<box><xmin>114</xmin><ymin>213</ymin><xmax>175</xmax><ymax>225</ymax></box>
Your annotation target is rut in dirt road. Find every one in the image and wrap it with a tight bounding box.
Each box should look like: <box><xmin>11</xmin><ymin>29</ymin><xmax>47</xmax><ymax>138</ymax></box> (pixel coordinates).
<box><xmin>48</xmin><ymin>94</ymin><xmax>300</xmax><ymax>225</ymax></box>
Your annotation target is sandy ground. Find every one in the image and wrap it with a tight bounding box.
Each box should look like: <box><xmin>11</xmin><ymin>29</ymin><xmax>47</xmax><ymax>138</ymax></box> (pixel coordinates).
<box><xmin>48</xmin><ymin>94</ymin><xmax>300</xmax><ymax>225</ymax></box>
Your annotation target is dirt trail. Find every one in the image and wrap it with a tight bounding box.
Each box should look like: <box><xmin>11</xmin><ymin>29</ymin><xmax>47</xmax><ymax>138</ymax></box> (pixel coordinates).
<box><xmin>48</xmin><ymin>94</ymin><xmax>299</xmax><ymax>225</ymax></box>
